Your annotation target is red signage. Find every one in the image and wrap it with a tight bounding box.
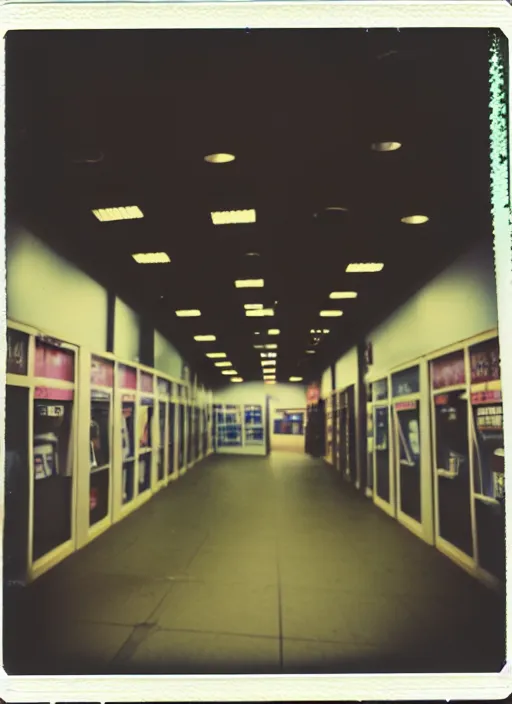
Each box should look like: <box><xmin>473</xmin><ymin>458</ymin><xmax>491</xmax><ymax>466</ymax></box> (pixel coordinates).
<box><xmin>395</xmin><ymin>401</ymin><xmax>417</xmax><ymax>411</ymax></box>
<box><xmin>35</xmin><ymin>340</ymin><xmax>75</xmax><ymax>382</ymax></box>
<box><xmin>307</xmin><ymin>383</ymin><xmax>320</xmax><ymax>405</ymax></box>
<box><xmin>91</xmin><ymin>356</ymin><xmax>114</xmax><ymax>387</ymax></box>
<box><xmin>434</xmin><ymin>394</ymin><xmax>450</xmax><ymax>406</ymax></box>
<box><xmin>119</xmin><ymin>364</ymin><xmax>137</xmax><ymax>390</ymax></box>
<box><xmin>471</xmin><ymin>390</ymin><xmax>502</xmax><ymax>406</ymax></box>
<box><xmin>35</xmin><ymin>387</ymin><xmax>74</xmax><ymax>401</ymax></box>
<box><xmin>470</xmin><ymin>338</ymin><xmax>500</xmax><ymax>384</ymax></box>
<box><xmin>431</xmin><ymin>352</ymin><xmax>465</xmax><ymax>390</ymax></box>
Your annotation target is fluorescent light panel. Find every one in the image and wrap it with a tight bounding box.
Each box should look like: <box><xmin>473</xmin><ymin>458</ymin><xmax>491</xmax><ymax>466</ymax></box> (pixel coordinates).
<box><xmin>235</xmin><ymin>279</ymin><xmax>264</xmax><ymax>288</ymax></box>
<box><xmin>244</xmin><ymin>303</ymin><xmax>264</xmax><ymax>310</ymax></box>
<box><xmin>214</xmin><ymin>361</ymin><xmax>232</xmax><ymax>367</ymax></box>
<box><xmin>231</xmin><ymin>377</ymin><xmax>244</xmax><ymax>383</ymax></box>
<box><xmin>93</xmin><ymin>206</ymin><xmax>144</xmax><ymax>222</ymax></box>
<box><xmin>211</xmin><ymin>209</ymin><xmax>256</xmax><ymax>225</ymax></box>
<box><xmin>206</xmin><ymin>352</ymin><xmax>227</xmax><ymax>359</ymax></box>
<box><xmin>222</xmin><ymin>370</ymin><xmax>238</xmax><ymax>376</ymax></box>
<box><xmin>346</xmin><ymin>262</ymin><xmax>384</xmax><ymax>273</ymax></box>
<box><xmin>290</xmin><ymin>376</ymin><xmax>303</xmax><ymax>382</ymax></box>
<box><xmin>268</xmin><ymin>329</ymin><xmax>280</xmax><ymax>335</ymax></box>
<box><xmin>261</xmin><ymin>352</ymin><xmax>277</xmax><ymax>358</ymax></box>
<box><xmin>329</xmin><ymin>291</ymin><xmax>357</xmax><ymax>299</ymax></box>
<box><xmin>261</xmin><ymin>360</ymin><xmax>276</xmax><ymax>367</ymax></box>
<box><xmin>176</xmin><ymin>309</ymin><xmax>201</xmax><ymax>317</ymax></box>
<box><xmin>320</xmin><ymin>310</ymin><xmax>343</xmax><ymax>317</ymax></box>
<box><xmin>401</xmin><ymin>215</ymin><xmax>429</xmax><ymax>225</ymax></box>
<box><xmin>264</xmin><ymin>344</ymin><xmax>278</xmax><ymax>350</ymax></box>
<box><xmin>246</xmin><ymin>309</ymin><xmax>274</xmax><ymax>317</ymax></box>
<box><xmin>194</xmin><ymin>335</ymin><xmax>216</xmax><ymax>342</ymax></box>
<box><xmin>204</xmin><ymin>153</ymin><xmax>235</xmax><ymax>164</ymax></box>
<box><xmin>132</xmin><ymin>252</ymin><xmax>170</xmax><ymax>264</ymax></box>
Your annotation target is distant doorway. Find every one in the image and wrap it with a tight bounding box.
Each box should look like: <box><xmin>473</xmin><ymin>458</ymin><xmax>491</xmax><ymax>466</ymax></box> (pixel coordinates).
<box><xmin>271</xmin><ymin>408</ymin><xmax>306</xmax><ymax>453</ymax></box>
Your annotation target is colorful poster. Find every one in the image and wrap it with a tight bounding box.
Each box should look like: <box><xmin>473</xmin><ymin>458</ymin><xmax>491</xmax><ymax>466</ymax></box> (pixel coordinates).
<box><xmin>307</xmin><ymin>383</ymin><xmax>320</xmax><ymax>405</ymax></box>
<box><xmin>392</xmin><ymin>366</ymin><xmax>420</xmax><ymax>398</ymax></box>
<box><xmin>118</xmin><ymin>364</ymin><xmax>137</xmax><ymax>390</ymax></box>
<box><xmin>6</xmin><ymin>328</ymin><xmax>28</xmax><ymax>375</ymax></box>
<box><xmin>431</xmin><ymin>351</ymin><xmax>465</xmax><ymax>390</ymax></box>
<box><xmin>470</xmin><ymin>337</ymin><xmax>500</xmax><ymax>384</ymax></box>
<box><xmin>91</xmin><ymin>356</ymin><xmax>114</xmax><ymax>387</ymax></box>
<box><xmin>140</xmin><ymin>371</ymin><xmax>154</xmax><ymax>394</ymax></box>
<box><xmin>373</xmin><ymin>379</ymin><xmax>389</xmax><ymax>401</ymax></box>
<box><xmin>35</xmin><ymin>340</ymin><xmax>74</xmax><ymax>382</ymax></box>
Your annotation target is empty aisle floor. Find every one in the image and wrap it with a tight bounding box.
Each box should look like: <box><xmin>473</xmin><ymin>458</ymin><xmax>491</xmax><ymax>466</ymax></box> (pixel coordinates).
<box><xmin>4</xmin><ymin>453</ymin><xmax>505</xmax><ymax>675</ymax></box>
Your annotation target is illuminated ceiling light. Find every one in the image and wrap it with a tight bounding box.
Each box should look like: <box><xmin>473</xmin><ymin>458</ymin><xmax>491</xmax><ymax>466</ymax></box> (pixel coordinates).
<box><xmin>346</xmin><ymin>262</ymin><xmax>384</xmax><ymax>273</ymax></box>
<box><xmin>261</xmin><ymin>352</ymin><xmax>277</xmax><ymax>358</ymax></box>
<box><xmin>222</xmin><ymin>370</ymin><xmax>238</xmax><ymax>376</ymax></box>
<box><xmin>325</xmin><ymin>206</ymin><xmax>349</xmax><ymax>212</ymax></box>
<box><xmin>244</xmin><ymin>303</ymin><xmax>264</xmax><ymax>310</ymax></box>
<box><xmin>289</xmin><ymin>376</ymin><xmax>303</xmax><ymax>382</ymax></box>
<box><xmin>132</xmin><ymin>252</ymin><xmax>170</xmax><ymax>264</ymax></box>
<box><xmin>235</xmin><ymin>279</ymin><xmax>264</xmax><ymax>288</ymax></box>
<box><xmin>323</xmin><ymin>329</ymin><xmax>330</xmax><ymax>334</ymax></box>
<box><xmin>254</xmin><ymin>344</ymin><xmax>264</xmax><ymax>350</ymax></box>
<box><xmin>211</xmin><ymin>209</ymin><xmax>256</xmax><ymax>226</ymax></box>
<box><xmin>401</xmin><ymin>214</ymin><xmax>430</xmax><ymax>225</ymax></box>
<box><xmin>176</xmin><ymin>309</ymin><xmax>201</xmax><ymax>317</ymax></box>
<box><xmin>371</xmin><ymin>141</ymin><xmax>402</xmax><ymax>152</ymax></box>
<box><xmin>320</xmin><ymin>310</ymin><xmax>343</xmax><ymax>317</ymax></box>
<box><xmin>264</xmin><ymin>377</ymin><xmax>276</xmax><ymax>382</ymax></box>
<box><xmin>268</xmin><ymin>329</ymin><xmax>280</xmax><ymax>335</ymax></box>
<box><xmin>194</xmin><ymin>335</ymin><xmax>216</xmax><ymax>342</ymax></box>
<box><xmin>329</xmin><ymin>291</ymin><xmax>358</xmax><ymax>299</ymax></box>
<box><xmin>215</xmin><ymin>361</ymin><xmax>232</xmax><ymax>367</ymax></box>
<box><xmin>246</xmin><ymin>252</ymin><xmax>260</xmax><ymax>257</ymax></box>
<box><xmin>231</xmin><ymin>377</ymin><xmax>244</xmax><ymax>383</ymax></box>
<box><xmin>306</xmin><ymin>350</ymin><xmax>316</xmax><ymax>354</ymax></box>
<box><xmin>92</xmin><ymin>206</ymin><xmax>144</xmax><ymax>222</ymax></box>
<box><xmin>206</xmin><ymin>352</ymin><xmax>227</xmax><ymax>359</ymax></box>
<box><xmin>262</xmin><ymin>361</ymin><xmax>276</xmax><ymax>367</ymax></box>
<box><xmin>246</xmin><ymin>309</ymin><xmax>274</xmax><ymax>317</ymax></box>
<box><xmin>265</xmin><ymin>344</ymin><xmax>278</xmax><ymax>350</ymax></box>
<box><xmin>204</xmin><ymin>153</ymin><xmax>235</xmax><ymax>164</ymax></box>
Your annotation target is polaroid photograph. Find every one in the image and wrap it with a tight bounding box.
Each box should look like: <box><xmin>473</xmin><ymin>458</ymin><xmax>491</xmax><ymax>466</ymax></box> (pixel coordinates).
<box><xmin>1</xmin><ymin>1</ymin><xmax>511</xmax><ymax>702</ymax></box>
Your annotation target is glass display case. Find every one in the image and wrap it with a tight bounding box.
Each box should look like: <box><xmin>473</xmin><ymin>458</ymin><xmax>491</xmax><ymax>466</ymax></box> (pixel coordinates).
<box><xmin>374</xmin><ymin>403</ymin><xmax>391</xmax><ymax>503</ymax></box>
<box><xmin>217</xmin><ymin>404</ymin><xmax>243</xmax><ymax>447</ymax></box>
<box><xmin>138</xmin><ymin>397</ymin><xmax>153</xmax><ymax>494</ymax></box>
<box><xmin>89</xmin><ymin>355</ymin><xmax>114</xmax><ymax>528</ymax></box>
<box><xmin>178</xmin><ymin>403</ymin><xmax>185</xmax><ymax>469</ymax></box>
<box><xmin>245</xmin><ymin>405</ymin><xmax>265</xmax><ymax>445</ymax></box>
<box><xmin>157</xmin><ymin>400</ymin><xmax>166</xmax><ymax>483</ymax></box>
<box><xmin>168</xmin><ymin>401</ymin><xmax>176</xmax><ymax>475</ymax></box>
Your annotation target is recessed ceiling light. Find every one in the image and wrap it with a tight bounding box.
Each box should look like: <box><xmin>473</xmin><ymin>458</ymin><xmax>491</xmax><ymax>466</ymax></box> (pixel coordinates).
<box><xmin>306</xmin><ymin>350</ymin><xmax>316</xmax><ymax>354</ymax></box>
<box><xmin>323</xmin><ymin>329</ymin><xmax>330</xmax><ymax>334</ymax></box>
<box><xmin>175</xmin><ymin>309</ymin><xmax>201</xmax><ymax>317</ymax></box>
<box><xmin>320</xmin><ymin>310</ymin><xmax>343</xmax><ymax>317</ymax></box>
<box><xmin>235</xmin><ymin>279</ymin><xmax>264</xmax><ymax>288</ymax></box>
<box><xmin>244</xmin><ymin>303</ymin><xmax>264</xmax><ymax>310</ymax></box>
<box><xmin>246</xmin><ymin>252</ymin><xmax>260</xmax><ymax>257</ymax></box>
<box><xmin>325</xmin><ymin>206</ymin><xmax>349</xmax><ymax>212</ymax></box>
<box><xmin>231</xmin><ymin>377</ymin><xmax>244</xmax><ymax>383</ymax></box>
<box><xmin>268</xmin><ymin>329</ymin><xmax>280</xmax><ymax>335</ymax></box>
<box><xmin>194</xmin><ymin>335</ymin><xmax>216</xmax><ymax>342</ymax></box>
<box><xmin>211</xmin><ymin>209</ymin><xmax>256</xmax><ymax>226</ymax></box>
<box><xmin>371</xmin><ymin>141</ymin><xmax>402</xmax><ymax>152</ymax></box>
<box><xmin>246</xmin><ymin>309</ymin><xmax>274</xmax><ymax>317</ymax></box>
<box><xmin>261</xmin><ymin>352</ymin><xmax>277</xmax><ymax>358</ymax></box>
<box><xmin>204</xmin><ymin>153</ymin><xmax>235</xmax><ymax>164</ymax></box>
<box><xmin>215</xmin><ymin>361</ymin><xmax>232</xmax><ymax>367</ymax></box>
<box><xmin>206</xmin><ymin>352</ymin><xmax>227</xmax><ymax>359</ymax></box>
<box><xmin>289</xmin><ymin>376</ymin><xmax>303</xmax><ymax>382</ymax></box>
<box><xmin>254</xmin><ymin>344</ymin><xmax>264</xmax><ymax>349</ymax></box>
<box><xmin>329</xmin><ymin>291</ymin><xmax>358</xmax><ymax>299</ymax></box>
<box><xmin>346</xmin><ymin>262</ymin><xmax>384</xmax><ymax>273</ymax></box>
<box><xmin>265</xmin><ymin>344</ymin><xmax>278</xmax><ymax>350</ymax></box>
<box><xmin>132</xmin><ymin>252</ymin><xmax>170</xmax><ymax>265</ymax></box>
<box><xmin>222</xmin><ymin>370</ymin><xmax>238</xmax><ymax>375</ymax></box>
<box><xmin>401</xmin><ymin>215</ymin><xmax>430</xmax><ymax>225</ymax></box>
<box><xmin>262</xmin><ymin>360</ymin><xmax>276</xmax><ymax>366</ymax></box>
<box><xmin>92</xmin><ymin>206</ymin><xmax>144</xmax><ymax>222</ymax></box>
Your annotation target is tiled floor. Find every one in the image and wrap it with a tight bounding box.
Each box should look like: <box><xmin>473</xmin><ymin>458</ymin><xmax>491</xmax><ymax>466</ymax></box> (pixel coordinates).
<box><xmin>4</xmin><ymin>452</ymin><xmax>505</xmax><ymax>675</ymax></box>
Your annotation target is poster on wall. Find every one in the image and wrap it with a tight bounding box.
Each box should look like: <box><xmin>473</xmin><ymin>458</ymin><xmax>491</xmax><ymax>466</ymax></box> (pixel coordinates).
<box><xmin>391</xmin><ymin>367</ymin><xmax>420</xmax><ymax>398</ymax></box>
<box><xmin>433</xmin><ymin>391</ymin><xmax>468</xmax><ymax>475</ymax></box>
<box><xmin>91</xmin><ymin>357</ymin><xmax>114</xmax><ymax>387</ymax></box>
<box><xmin>7</xmin><ymin>328</ymin><xmax>29</xmax><ymax>375</ymax></box>
<box><xmin>35</xmin><ymin>340</ymin><xmax>75</xmax><ymax>382</ymax></box>
<box><xmin>121</xmin><ymin>400</ymin><xmax>135</xmax><ymax>461</ymax></box>
<box><xmin>33</xmin><ymin>399</ymin><xmax>73</xmax><ymax>480</ymax></box>
<box><xmin>307</xmin><ymin>383</ymin><xmax>320</xmax><ymax>406</ymax></box>
<box><xmin>470</xmin><ymin>337</ymin><xmax>500</xmax><ymax>384</ymax></box>
<box><xmin>90</xmin><ymin>398</ymin><xmax>110</xmax><ymax>469</ymax></box>
<box><xmin>138</xmin><ymin>401</ymin><xmax>153</xmax><ymax>449</ymax></box>
<box><xmin>431</xmin><ymin>351</ymin><xmax>465</xmax><ymax>390</ymax></box>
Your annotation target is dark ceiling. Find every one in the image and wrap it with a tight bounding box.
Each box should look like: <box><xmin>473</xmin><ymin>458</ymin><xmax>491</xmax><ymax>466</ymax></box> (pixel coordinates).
<box><xmin>6</xmin><ymin>28</ymin><xmax>493</xmax><ymax>389</ymax></box>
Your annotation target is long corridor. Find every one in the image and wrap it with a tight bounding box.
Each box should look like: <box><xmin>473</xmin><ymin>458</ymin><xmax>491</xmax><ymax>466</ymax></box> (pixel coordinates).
<box><xmin>5</xmin><ymin>454</ymin><xmax>505</xmax><ymax>676</ymax></box>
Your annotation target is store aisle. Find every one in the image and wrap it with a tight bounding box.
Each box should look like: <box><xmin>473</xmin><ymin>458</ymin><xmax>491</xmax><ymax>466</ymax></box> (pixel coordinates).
<box><xmin>4</xmin><ymin>454</ymin><xmax>505</xmax><ymax>676</ymax></box>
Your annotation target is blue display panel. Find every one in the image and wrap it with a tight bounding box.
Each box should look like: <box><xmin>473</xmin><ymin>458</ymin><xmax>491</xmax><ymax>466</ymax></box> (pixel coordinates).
<box><xmin>392</xmin><ymin>366</ymin><xmax>420</xmax><ymax>397</ymax></box>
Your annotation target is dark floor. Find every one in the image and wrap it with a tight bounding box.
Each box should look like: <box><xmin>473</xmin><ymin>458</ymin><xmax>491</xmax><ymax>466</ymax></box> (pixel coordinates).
<box><xmin>4</xmin><ymin>453</ymin><xmax>506</xmax><ymax>675</ymax></box>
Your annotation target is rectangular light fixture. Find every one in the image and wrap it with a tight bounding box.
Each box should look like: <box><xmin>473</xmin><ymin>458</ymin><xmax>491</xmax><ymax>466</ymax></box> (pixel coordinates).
<box><xmin>244</xmin><ymin>303</ymin><xmax>264</xmax><ymax>310</ymax></box>
<box><xmin>194</xmin><ymin>335</ymin><xmax>216</xmax><ymax>342</ymax></box>
<box><xmin>176</xmin><ymin>309</ymin><xmax>201</xmax><ymax>317</ymax></box>
<box><xmin>261</xmin><ymin>360</ymin><xmax>276</xmax><ymax>367</ymax></box>
<box><xmin>211</xmin><ymin>209</ymin><xmax>256</xmax><ymax>226</ymax></box>
<box><xmin>306</xmin><ymin>350</ymin><xmax>316</xmax><ymax>354</ymax></box>
<box><xmin>206</xmin><ymin>352</ymin><xmax>227</xmax><ymax>359</ymax></box>
<box><xmin>231</xmin><ymin>377</ymin><xmax>244</xmax><ymax>383</ymax></box>
<box><xmin>320</xmin><ymin>310</ymin><xmax>343</xmax><ymax>317</ymax></box>
<box><xmin>329</xmin><ymin>291</ymin><xmax>358</xmax><ymax>299</ymax></box>
<box><xmin>246</xmin><ymin>309</ymin><xmax>274</xmax><ymax>317</ymax></box>
<box><xmin>346</xmin><ymin>262</ymin><xmax>384</xmax><ymax>273</ymax></box>
<box><xmin>132</xmin><ymin>252</ymin><xmax>170</xmax><ymax>265</ymax></box>
<box><xmin>268</xmin><ymin>329</ymin><xmax>280</xmax><ymax>335</ymax></box>
<box><xmin>264</xmin><ymin>344</ymin><xmax>278</xmax><ymax>350</ymax></box>
<box><xmin>254</xmin><ymin>345</ymin><xmax>264</xmax><ymax>350</ymax></box>
<box><xmin>235</xmin><ymin>279</ymin><xmax>265</xmax><ymax>289</ymax></box>
<box><xmin>215</xmin><ymin>361</ymin><xmax>232</xmax><ymax>367</ymax></box>
<box><xmin>222</xmin><ymin>370</ymin><xmax>238</xmax><ymax>376</ymax></box>
<box><xmin>263</xmin><ymin>371</ymin><xmax>276</xmax><ymax>377</ymax></box>
<box><xmin>261</xmin><ymin>352</ymin><xmax>277</xmax><ymax>358</ymax></box>
<box><xmin>92</xmin><ymin>206</ymin><xmax>144</xmax><ymax>222</ymax></box>
<box><xmin>290</xmin><ymin>376</ymin><xmax>303</xmax><ymax>382</ymax></box>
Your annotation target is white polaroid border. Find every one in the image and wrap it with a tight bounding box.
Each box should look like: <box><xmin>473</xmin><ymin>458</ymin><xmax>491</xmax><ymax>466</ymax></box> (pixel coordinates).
<box><xmin>0</xmin><ymin>1</ymin><xmax>511</xmax><ymax>701</ymax></box>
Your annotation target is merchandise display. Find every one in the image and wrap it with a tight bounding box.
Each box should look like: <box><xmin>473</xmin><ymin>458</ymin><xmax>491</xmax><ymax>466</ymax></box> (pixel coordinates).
<box><xmin>121</xmin><ymin>398</ymin><xmax>136</xmax><ymax>504</ymax></box>
<box><xmin>395</xmin><ymin>401</ymin><xmax>422</xmax><ymax>522</ymax></box>
<box><xmin>374</xmin><ymin>405</ymin><xmax>390</xmax><ymax>503</ymax></box>
<box><xmin>6</xmin><ymin>327</ymin><xmax>29</xmax><ymax>376</ymax></box>
<box><xmin>168</xmin><ymin>402</ymin><xmax>176</xmax><ymax>475</ymax></box>
<box><xmin>178</xmin><ymin>404</ymin><xmax>185</xmax><ymax>468</ymax></box>
<box><xmin>216</xmin><ymin>404</ymin><xmax>243</xmax><ymax>448</ymax></box>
